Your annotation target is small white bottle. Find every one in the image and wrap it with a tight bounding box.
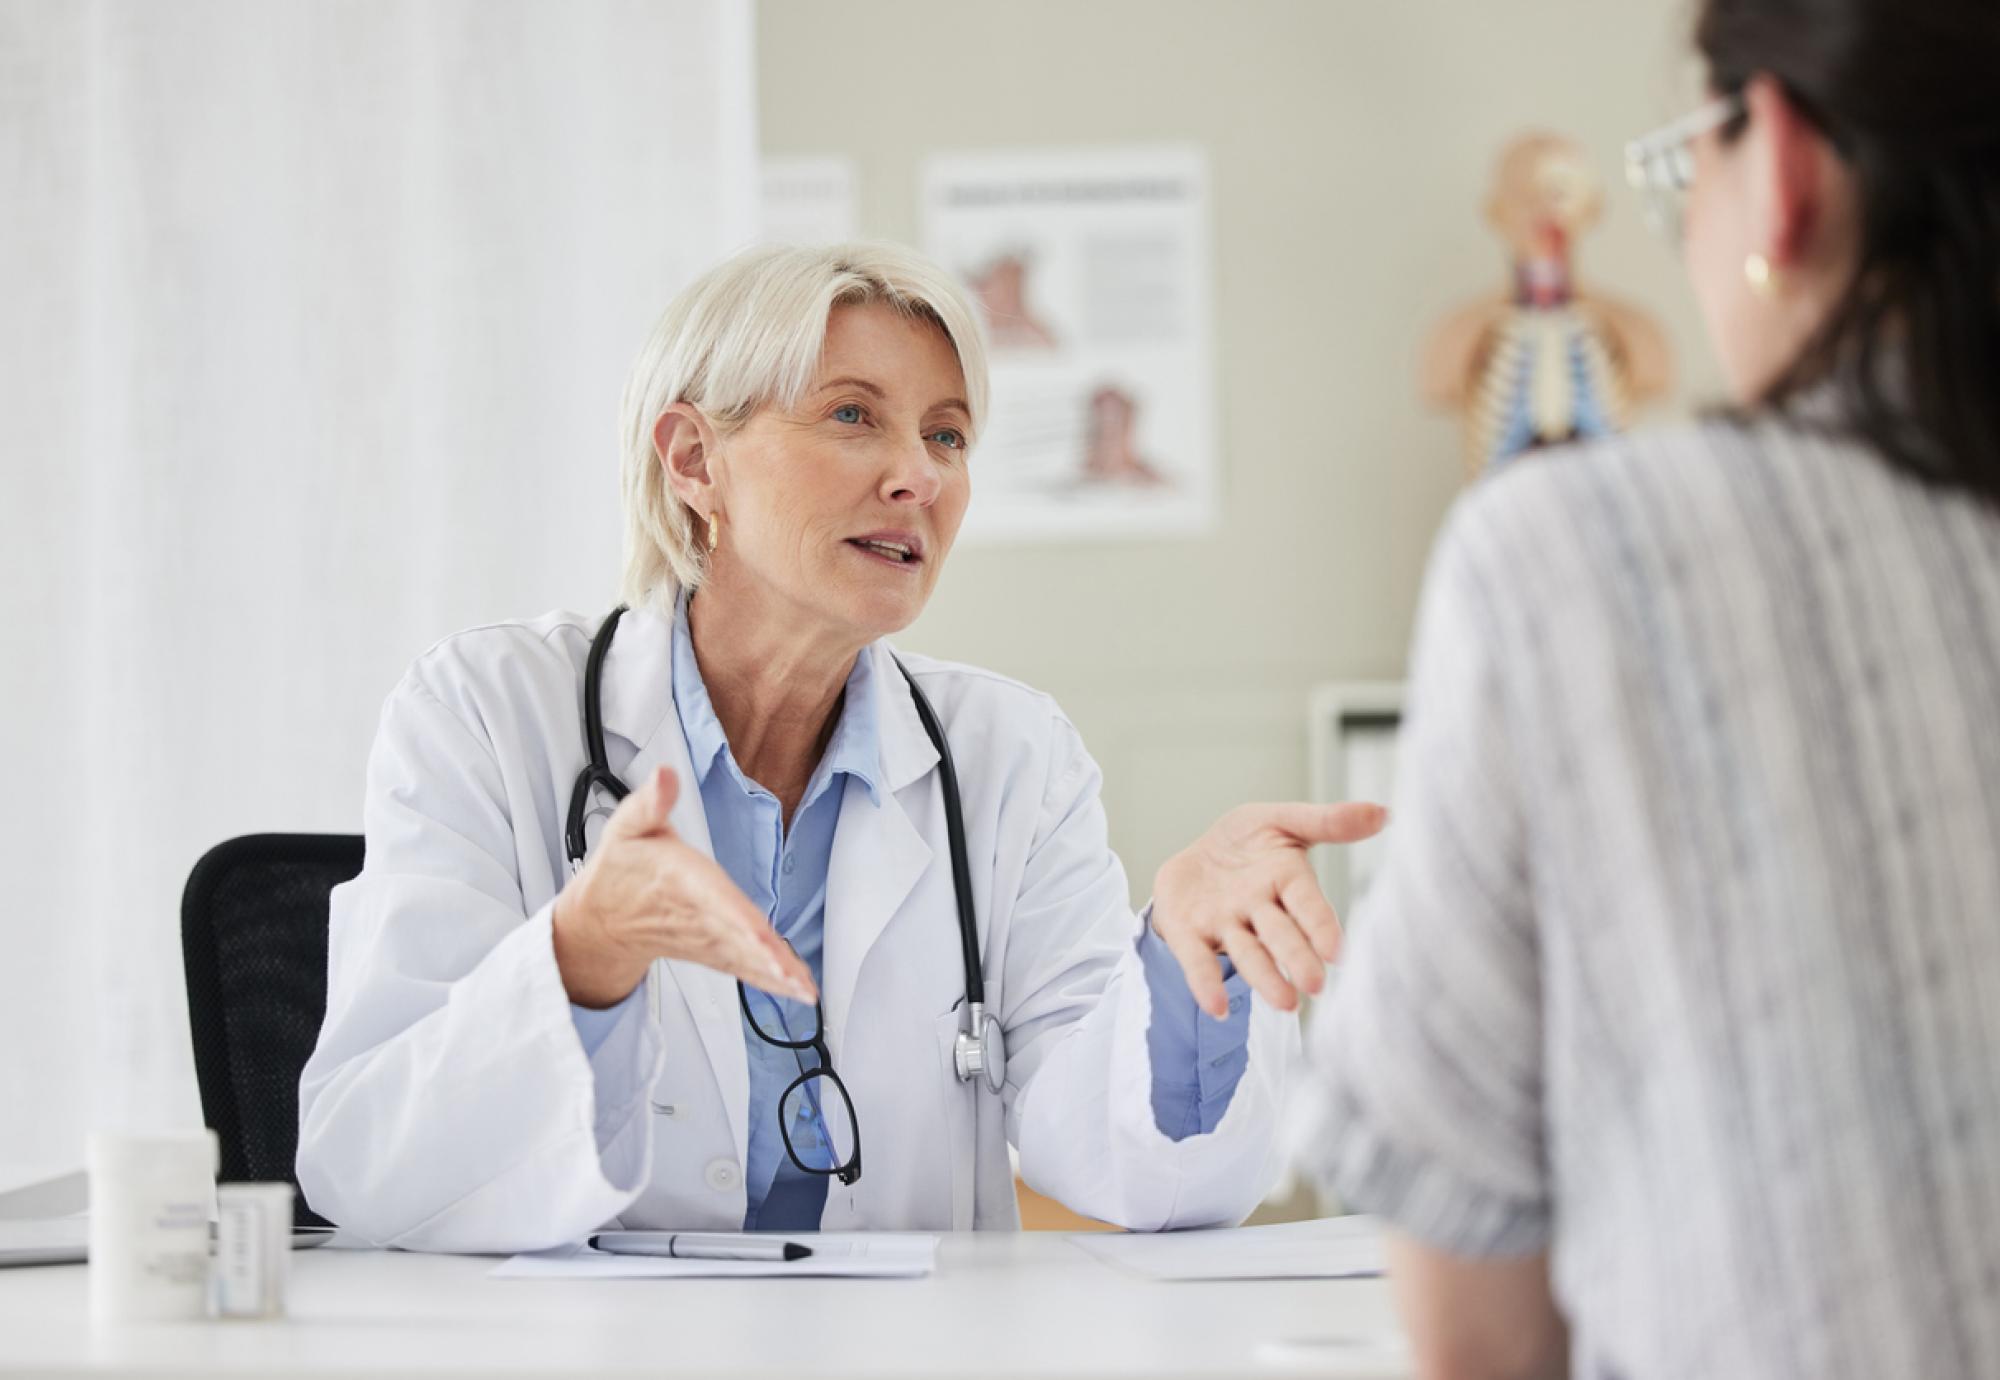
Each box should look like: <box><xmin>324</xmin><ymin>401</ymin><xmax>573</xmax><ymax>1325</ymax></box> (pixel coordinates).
<box><xmin>87</xmin><ymin>1130</ymin><xmax>218</xmax><ymax>1324</ymax></box>
<box><xmin>213</xmin><ymin>1182</ymin><xmax>294</xmax><ymax>1319</ymax></box>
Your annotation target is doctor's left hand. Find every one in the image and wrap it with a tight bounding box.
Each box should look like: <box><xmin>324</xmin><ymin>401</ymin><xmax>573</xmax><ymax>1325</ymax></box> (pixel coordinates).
<box><xmin>1150</xmin><ymin>801</ymin><xmax>1388</xmax><ymax>1019</ymax></box>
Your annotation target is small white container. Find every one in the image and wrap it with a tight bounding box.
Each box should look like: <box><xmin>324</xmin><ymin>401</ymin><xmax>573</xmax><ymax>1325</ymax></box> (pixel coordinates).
<box><xmin>86</xmin><ymin>1130</ymin><xmax>218</xmax><ymax>1324</ymax></box>
<box><xmin>213</xmin><ymin>1182</ymin><xmax>294</xmax><ymax>1319</ymax></box>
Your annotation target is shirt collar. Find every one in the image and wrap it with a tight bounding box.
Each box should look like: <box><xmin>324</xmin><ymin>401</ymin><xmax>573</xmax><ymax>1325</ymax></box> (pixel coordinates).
<box><xmin>670</xmin><ymin>591</ymin><xmax>883</xmax><ymax>805</ymax></box>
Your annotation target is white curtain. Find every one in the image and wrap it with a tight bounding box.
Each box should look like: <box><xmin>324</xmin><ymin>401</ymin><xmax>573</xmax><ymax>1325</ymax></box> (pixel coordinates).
<box><xmin>0</xmin><ymin>0</ymin><xmax>757</xmax><ymax>1176</ymax></box>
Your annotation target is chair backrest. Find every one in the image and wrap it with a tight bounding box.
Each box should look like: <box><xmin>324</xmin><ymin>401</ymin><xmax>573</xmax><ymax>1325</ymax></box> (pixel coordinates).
<box><xmin>180</xmin><ymin>833</ymin><xmax>363</xmax><ymax>1228</ymax></box>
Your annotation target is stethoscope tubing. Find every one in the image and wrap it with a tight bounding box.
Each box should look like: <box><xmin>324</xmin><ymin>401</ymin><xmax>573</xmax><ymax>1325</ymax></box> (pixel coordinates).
<box><xmin>562</xmin><ymin>605</ymin><xmax>999</xmax><ymax>1092</ymax></box>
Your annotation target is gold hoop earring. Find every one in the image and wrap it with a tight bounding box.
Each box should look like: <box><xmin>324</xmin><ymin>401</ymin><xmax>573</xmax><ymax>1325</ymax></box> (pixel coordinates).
<box><xmin>706</xmin><ymin>512</ymin><xmax>720</xmax><ymax>553</ymax></box>
<box><xmin>1744</xmin><ymin>253</ymin><xmax>1778</xmax><ymax>297</ymax></box>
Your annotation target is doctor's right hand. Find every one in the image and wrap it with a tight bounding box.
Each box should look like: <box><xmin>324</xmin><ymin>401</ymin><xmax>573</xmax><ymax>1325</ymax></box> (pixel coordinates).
<box><xmin>551</xmin><ymin>765</ymin><xmax>817</xmax><ymax>1010</ymax></box>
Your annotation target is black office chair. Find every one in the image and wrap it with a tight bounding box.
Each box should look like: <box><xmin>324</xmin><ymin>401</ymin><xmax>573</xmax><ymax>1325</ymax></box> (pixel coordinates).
<box><xmin>180</xmin><ymin>833</ymin><xmax>364</xmax><ymax>1228</ymax></box>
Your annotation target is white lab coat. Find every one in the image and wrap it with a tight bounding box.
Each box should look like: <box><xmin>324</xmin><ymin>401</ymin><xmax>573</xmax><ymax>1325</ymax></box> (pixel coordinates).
<box><xmin>296</xmin><ymin>605</ymin><xmax>1296</xmax><ymax>1253</ymax></box>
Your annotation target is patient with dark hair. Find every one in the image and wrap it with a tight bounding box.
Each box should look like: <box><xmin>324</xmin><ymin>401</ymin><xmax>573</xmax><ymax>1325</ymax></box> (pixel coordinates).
<box><xmin>1309</xmin><ymin>0</ymin><xmax>2000</xmax><ymax>1374</ymax></box>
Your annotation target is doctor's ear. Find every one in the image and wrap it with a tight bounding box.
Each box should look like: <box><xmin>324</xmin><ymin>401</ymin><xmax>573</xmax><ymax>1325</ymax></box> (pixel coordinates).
<box><xmin>652</xmin><ymin>404</ymin><xmax>718</xmax><ymax>509</ymax></box>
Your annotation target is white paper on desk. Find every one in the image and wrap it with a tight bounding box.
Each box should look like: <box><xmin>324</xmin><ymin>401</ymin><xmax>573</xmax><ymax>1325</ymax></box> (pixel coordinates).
<box><xmin>1070</xmin><ymin>1215</ymin><xmax>1385</xmax><ymax>1281</ymax></box>
<box><xmin>492</xmin><ymin>1232</ymin><xmax>939</xmax><ymax>1280</ymax></box>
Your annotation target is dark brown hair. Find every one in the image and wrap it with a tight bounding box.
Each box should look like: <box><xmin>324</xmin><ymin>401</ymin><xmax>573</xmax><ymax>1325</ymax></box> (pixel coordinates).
<box><xmin>1697</xmin><ymin>0</ymin><xmax>2000</xmax><ymax>505</ymax></box>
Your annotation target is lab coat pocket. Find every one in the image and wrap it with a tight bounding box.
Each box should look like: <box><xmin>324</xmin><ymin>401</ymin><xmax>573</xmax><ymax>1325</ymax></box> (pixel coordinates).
<box><xmin>933</xmin><ymin>1005</ymin><xmax>977</xmax><ymax>1230</ymax></box>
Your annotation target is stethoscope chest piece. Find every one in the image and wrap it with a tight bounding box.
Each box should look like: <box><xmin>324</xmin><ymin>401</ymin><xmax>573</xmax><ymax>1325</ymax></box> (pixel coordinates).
<box><xmin>954</xmin><ymin>1001</ymin><xmax>1006</xmax><ymax>1096</ymax></box>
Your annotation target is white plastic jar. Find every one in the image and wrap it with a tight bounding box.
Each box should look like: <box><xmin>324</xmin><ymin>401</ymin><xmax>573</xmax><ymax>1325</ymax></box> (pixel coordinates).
<box><xmin>86</xmin><ymin>1130</ymin><xmax>219</xmax><ymax>1324</ymax></box>
<box><xmin>214</xmin><ymin>1182</ymin><xmax>294</xmax><ymax>1318</ymax></box>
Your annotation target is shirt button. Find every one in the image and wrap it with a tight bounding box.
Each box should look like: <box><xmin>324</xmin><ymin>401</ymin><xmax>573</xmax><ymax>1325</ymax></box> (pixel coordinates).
<box><xmin>704</xmin><ymin>1159</ymin><xmax>740</xmax><ymax>1193</ymax></box>
<box><xmin>782</xmin><ymin>854</ymin><xmax>796</xmax><ymax>876</ymax></box>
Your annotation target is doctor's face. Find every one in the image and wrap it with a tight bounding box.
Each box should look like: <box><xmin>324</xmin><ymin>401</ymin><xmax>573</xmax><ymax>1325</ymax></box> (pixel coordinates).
<box><xmin>708</xmin><ymin>302</ymin><xmax>973</xmax><ymax>644</ymax></box>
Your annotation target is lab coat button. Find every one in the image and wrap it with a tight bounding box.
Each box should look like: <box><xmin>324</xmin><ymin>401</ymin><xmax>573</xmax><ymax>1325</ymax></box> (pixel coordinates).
<box><xmin>704</xmin><ymin>1159</ymin><xmax>740</xmax><ymax>1192</ymax></box>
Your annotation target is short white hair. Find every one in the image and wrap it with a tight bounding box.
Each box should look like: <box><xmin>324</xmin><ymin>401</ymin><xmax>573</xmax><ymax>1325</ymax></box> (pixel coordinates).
<box><xmin>618</xmin><ymin>241</ymin><xmax>990</xmax><ymax>609</ymax></box>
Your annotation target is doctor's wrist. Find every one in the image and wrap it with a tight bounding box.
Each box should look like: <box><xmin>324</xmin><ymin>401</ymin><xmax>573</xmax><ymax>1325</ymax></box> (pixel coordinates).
<box><xmin>551</xmin><ymin>886</ymin><xmax>649</xmax><ymax>1009</ymax></box>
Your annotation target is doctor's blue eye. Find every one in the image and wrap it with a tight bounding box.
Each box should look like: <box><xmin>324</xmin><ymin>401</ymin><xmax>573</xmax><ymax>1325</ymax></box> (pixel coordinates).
<box><xmin>832</xmin><ymin>404</ymin><xmax>865</xmax><ymax>424</ymax></box>
<box><xmin>931</xmin><ymin>429</ymin><xmax>965</xmax><ymax>450</ymax></box>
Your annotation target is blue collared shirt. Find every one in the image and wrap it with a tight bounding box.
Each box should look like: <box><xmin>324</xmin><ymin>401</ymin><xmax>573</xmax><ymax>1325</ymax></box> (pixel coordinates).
<box><xmin>571</xmin><ymin>599</ymin><xmax>1252</xmax><ymax>1229</ymax></box>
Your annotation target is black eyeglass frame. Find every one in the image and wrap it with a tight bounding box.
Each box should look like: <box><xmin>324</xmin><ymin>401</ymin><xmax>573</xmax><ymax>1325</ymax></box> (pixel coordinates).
<box><xmin>737</xmin><ymin>982</ymin><xmax>863</xmax><ymax>1187</ymax></box>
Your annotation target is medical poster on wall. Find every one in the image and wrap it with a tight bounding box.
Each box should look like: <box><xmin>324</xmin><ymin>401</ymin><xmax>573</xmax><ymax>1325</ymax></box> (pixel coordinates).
<box><xmin>920</xmin><ymin>147</ymin><xmax>1219</xmax><ymax>543</ymax></box>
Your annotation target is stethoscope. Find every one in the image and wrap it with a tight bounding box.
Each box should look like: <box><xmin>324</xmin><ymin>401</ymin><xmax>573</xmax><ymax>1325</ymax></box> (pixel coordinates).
<box><xmin>563</xmin><ymin>605</ymin><xmax>1007</xmax><ymax>1096</ymax></box>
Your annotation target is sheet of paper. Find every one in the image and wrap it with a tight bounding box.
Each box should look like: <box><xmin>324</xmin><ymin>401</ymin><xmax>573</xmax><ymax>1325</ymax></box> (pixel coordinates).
<box><xmin>492</xmin><ymin>1232</ymin><xmax>939</xmax><ymax>1280</ymax></box>
<box><xmin>1070</xmin><ymin>1215</ymin><xmax>1385</xmax><ymax>1281</ymax></box>
<box><xmin>760</xmin><ymin>155</ymin><xmax>858</xmax><ymax>245</ymax></box>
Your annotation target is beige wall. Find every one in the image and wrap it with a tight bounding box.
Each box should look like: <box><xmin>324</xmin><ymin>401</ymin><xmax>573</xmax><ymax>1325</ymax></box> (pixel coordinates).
<box><xmin>757</xmin><ymin>0</ymin><xmax>1723</xmax><ymax>894</ymax></box>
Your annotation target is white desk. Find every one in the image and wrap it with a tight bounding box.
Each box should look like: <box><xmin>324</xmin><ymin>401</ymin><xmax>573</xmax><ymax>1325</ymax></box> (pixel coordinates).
<box><xmin>0</xmin><ymin>1233</ymin><xmax>1411</xmax><ymax>1378</ymax></box>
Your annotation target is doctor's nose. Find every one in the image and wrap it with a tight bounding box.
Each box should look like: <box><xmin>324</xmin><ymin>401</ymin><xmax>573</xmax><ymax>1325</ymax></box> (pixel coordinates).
<box><xmin>879</xmin><ymin>438</ymin><xmax>944</xmax><ymax>507</ymax></box>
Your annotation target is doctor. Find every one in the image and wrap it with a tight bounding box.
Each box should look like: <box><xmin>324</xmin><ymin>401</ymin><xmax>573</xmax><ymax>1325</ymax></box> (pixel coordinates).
<box><xmin>296</xmin><ymin>242</ymin><xmax>1383</xmax><ymax>1253</ymax></box>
